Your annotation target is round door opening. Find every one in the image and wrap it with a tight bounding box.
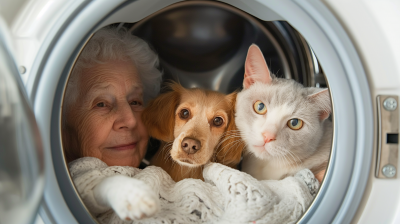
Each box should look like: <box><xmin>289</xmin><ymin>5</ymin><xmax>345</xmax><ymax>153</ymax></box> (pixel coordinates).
<box><xmin>59</xmin><ymin>1</ymin><xmax>333</xmax><ymax>223</ymax></box>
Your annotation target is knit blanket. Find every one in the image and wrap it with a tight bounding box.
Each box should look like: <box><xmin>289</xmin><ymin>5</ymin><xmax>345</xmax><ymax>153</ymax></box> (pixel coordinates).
<box><xmin>69</xmin><ymin>157</ymin><xmax>319</xmax><ymax>224</ymax></box>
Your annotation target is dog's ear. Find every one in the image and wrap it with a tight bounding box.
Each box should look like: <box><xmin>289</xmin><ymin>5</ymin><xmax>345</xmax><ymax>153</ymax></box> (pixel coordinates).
<box><xmin>142</xmin><ymin>83</ymin><xmax>182</xmax><ymax>142</ymax></box>
<box><xmin>215</xmin><ymin>92</ymin><xmax>244</xmax><ymax>168</ymax></box>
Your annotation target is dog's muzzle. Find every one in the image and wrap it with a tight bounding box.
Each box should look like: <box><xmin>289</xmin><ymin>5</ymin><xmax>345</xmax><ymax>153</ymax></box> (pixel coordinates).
<box><xmin>181</xmin><ymin>137</ymin><xmax>201</xmax><ymax>154</ymax></box>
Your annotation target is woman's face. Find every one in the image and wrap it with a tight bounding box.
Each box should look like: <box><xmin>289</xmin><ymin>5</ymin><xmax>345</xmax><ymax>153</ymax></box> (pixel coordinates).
<box><xmin>66</xmin><ymin>60</ymin><xmax>148</xmax><ymax>167</ymax></box>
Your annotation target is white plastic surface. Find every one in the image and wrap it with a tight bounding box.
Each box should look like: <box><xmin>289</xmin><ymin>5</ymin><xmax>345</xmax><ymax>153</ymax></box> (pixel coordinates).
<box><xmin>10</xmin><ymin>0</ymin><xmax>73</xmax><ymax>84</ymax></box>
<box><xmin>0</xmin><ymin>0</ymin><xmax>27</xmax><ymax>26</ymax></box>
<box><xmin>34</xmin><ymin>215</ymin><xmax>44</xmax><ymax>224</ymax></box>
<box><xmin>325</xmin><ymin>0</ymin><xmax>400</xmax><ymax>223</ymax></box>
<box><xmin>325</xmin><ymin>0</ymin><xmax>400</xmax><ymax>91</ymax></box>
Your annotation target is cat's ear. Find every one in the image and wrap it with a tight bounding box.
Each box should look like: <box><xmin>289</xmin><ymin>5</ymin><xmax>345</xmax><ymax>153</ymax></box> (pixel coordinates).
<box><xmin>308</xmin><ymin>88</ymin><xmax>332</xmax><ymax>121</ymax></box>
<box><xmin>243</xmin><ymin>44</ymin><xmax>272</xmax><ymax>89</ymax></box>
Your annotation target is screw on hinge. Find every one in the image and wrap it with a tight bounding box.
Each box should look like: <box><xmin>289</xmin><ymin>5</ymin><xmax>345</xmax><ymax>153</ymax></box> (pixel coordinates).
<box><xmin>382</xmin><ymin>164</ymin><xmax>396</xmax><ymax>178</ymax></box>
<box><xmin>383</xmin><ymin>97</ymin><xmax>397</xmax><ymax>111</ymax></box>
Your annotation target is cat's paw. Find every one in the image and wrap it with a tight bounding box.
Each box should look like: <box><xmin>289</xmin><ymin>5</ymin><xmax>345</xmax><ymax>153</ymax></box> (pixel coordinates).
<box><xmin>97</xmin><ymin>175</ymin><xmax>159</xmax><ymax>220</ymax></box>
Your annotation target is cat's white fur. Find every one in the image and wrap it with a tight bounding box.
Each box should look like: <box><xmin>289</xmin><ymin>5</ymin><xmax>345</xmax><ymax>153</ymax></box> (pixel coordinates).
<box><xmin>93</xmin><ymin>175</ymin><xmax>159</xmax><ymax>220</ymax></box>
<box><xmin>236</xmin><ymin>44</ymin><xmax>332</xmax><ymax>180</ymax></box>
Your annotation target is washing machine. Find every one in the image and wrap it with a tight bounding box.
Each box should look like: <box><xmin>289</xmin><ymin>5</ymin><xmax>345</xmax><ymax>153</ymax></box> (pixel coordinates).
<box><xmin>1</xmin><ymin>0</ymin><xmax>399</xmax><ymax>223</ymax></box>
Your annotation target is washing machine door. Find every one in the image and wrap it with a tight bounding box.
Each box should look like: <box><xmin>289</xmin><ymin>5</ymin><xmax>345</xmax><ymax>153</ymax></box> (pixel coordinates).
<box><xmin>0</xmin><ymin>18</ymin><xmax>45</xmax><ymax>224</ymax></box>
<box><xmin>11</xmin><ymin>1</ymin><xmax>377</xmax><ymax>223</ymax></box>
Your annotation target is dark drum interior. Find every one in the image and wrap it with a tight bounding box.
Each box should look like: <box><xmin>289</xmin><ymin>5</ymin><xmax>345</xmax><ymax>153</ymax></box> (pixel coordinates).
<box><xmin>118</xmin><ymin>1</ymin><xmax>327</xmax><ymax>164</ymax></box>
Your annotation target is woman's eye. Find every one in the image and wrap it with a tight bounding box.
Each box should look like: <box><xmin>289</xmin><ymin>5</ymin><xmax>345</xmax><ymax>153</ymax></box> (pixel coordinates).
<box><xmin>96</xmin><ymin>102</ymin><xmax>105</xmax><ymax>107</ymax></box>
<box><xmin>253</xmin><ymin>100</ymin><xmax>267</xmax><ymax>115</ymax></box>
<box><xmin>179</xmin><ymin>109</ymin><xmax>190</xmax><ymax>119</ymax></box>
<box><xmin>130</xmin><ymin>101</ymin><xmax>142</xmax><ymax>106</ymax></box>
<box><xmin>287</xmin><ymin>118</ymin><xmax>304</xmax><ymax>130</ymax></box>
<box><xmin>213</xmin><ymin>117</ymin><xmax>224</xmax><ymax>126</ymax></box>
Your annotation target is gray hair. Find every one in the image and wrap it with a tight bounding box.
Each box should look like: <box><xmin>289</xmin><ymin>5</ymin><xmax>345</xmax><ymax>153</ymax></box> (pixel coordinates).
<box><xmin>65</xmin><ymin>26</ymin><xmax>162</xmax><ymax>107</ymax></box>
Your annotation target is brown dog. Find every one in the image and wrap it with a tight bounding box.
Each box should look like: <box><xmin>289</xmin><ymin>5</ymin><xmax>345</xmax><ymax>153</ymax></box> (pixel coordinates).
<box><xmin>142</xmin><ymin>82</ymin><xmax>244</xmax><ymax>182</ymax></box>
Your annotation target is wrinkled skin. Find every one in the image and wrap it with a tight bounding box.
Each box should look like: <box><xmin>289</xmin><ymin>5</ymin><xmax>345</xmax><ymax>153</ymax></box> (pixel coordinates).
<box><xmin>64</xmin><ymin>60</ymin><xmax>148</xmax><ymax>167</ymax></box>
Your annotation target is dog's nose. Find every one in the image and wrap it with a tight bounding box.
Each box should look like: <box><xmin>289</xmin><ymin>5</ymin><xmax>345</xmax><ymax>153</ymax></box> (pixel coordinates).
<box><xmin>181</xmin><ymin>137</ymin><xmax>201</xmax><ymax>154</ymax></box>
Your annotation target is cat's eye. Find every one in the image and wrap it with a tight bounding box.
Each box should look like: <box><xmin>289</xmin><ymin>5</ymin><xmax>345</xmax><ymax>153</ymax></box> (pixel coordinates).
<box><xmin>253</xmin><ymin>100</ymin><xmax>267</xmax><ymax>115</ymax></box>
<box><xmin>287</xmin><ymin>118</ymin><xmax>304</xmax><ymax>130</ymax></box>
<box><xmin>213</xmin><ymin>117</ymin><xmax>224</xmax><ymax>126</ymax></box>
<box><xmin>179</xmin><ymin>109</ymin><xmax>190</xmax><ymax>119</ymax></box>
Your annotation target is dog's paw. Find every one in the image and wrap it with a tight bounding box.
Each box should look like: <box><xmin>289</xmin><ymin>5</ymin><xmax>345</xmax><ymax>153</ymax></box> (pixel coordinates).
<box><xmin>98</xmin><ymin>175</ymin><xmax>159</xmax><ymax>220</ymax></box>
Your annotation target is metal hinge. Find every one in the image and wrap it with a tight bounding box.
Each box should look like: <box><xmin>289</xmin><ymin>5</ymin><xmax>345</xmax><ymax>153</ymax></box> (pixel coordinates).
<box><xmin>376</xmin><ymin>95</ymin><xmax>399</xmax><ymax>178</ymax></box>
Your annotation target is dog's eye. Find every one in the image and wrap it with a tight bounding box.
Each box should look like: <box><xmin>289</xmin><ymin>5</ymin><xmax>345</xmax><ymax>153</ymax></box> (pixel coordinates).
<box><xmin>179</xmin><ymin>109</ymin><xmax>190</xmax><ymax>119</ymax></box>
<box><xmin>213</xmin><ymin>117</ymin><xmax>223</xmax><ymax>126</ymax></box>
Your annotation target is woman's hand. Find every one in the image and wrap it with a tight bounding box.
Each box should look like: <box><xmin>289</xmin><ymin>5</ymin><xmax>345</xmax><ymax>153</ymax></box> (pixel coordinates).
<box><xmin>93</xmin><ymin>175</ymin><xmax>159</xmax><ymax>220</ymax></box>
<box><xmin>315</xmin><ymin>169</ymin><xmax>326</xmax><ymax>183</ymax></box>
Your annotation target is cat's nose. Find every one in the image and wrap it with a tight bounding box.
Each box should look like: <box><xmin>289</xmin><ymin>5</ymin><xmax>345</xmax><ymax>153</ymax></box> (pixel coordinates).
<box><xmin>181</xmin><ymin>137</ymin><xmax>201</xmax><ymax>154</ymax></box>
<box><xmin>263</xmin><ymin>132</ymin><xmax>276</xmax><ymax>143</ymax></box>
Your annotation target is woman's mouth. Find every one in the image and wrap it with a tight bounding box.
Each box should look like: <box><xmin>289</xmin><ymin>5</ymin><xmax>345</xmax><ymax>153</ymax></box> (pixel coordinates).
<box><xmin>108</xmin><ymin>142</ymin><xmax>137</xmax><ymax>151</ymax></box>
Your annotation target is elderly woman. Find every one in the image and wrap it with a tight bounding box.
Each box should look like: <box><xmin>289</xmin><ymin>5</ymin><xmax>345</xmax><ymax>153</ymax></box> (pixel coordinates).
<box><xmin>63</xmin><ymin>27</ymin><xmax>162</xmax><ymax>222</ymax></box>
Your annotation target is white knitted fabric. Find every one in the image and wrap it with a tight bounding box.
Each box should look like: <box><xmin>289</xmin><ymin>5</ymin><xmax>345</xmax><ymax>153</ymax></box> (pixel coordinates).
<box><xmin>69</xmin><ymin>157</ymin><xmax>319</xmax><ymax>224</ymax></box>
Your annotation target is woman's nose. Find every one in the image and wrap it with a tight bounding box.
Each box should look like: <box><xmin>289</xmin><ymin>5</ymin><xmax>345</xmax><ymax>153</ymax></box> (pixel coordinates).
<box><xmin>113</xmin><ymin>103</ymin><xmax>138</xmax><ymax>130</ymax></box>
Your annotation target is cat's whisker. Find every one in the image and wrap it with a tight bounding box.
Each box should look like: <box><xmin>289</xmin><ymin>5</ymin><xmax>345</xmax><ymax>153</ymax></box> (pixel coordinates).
<box><xmin>279</xmin><ymin>152</ymin><xmax>286</xmax><ymax>168</ymax></box>
<box><xmin>221</xmin><ymin>140</ymin><xmax>246</xmax><ymax>163</ymax></box>
<box><xmin>215</xmin><ymin>139</ymin><xmax>242</xmax><ymax>160</ymax></box>
<box><xmin>222</xmin><ymin>139</ymin><xmax>244</xmax><ymax>155</ymax></box>
<box><xmin>217</xmin><ymin>139</ymin><xmax>244</xmax><ymax>156</ymax></box>
<box><xmin>282</xmin><ymin>153</ymin><xmax>293</xmax><ymax>169</ymax></box>
<box><xmin>216</xmin><ymin>141</ymin><xmax>240</xmax><ymax>159</ymax></box>
<box><xmin>276</xmin><ymin>148</ymin><xmax>294</xmax><ymax>169</ymax></box>
<box><xmin>277</xmin><ymin>155</ymin><xmax>284</xmax><ymax>168</ymax></box>
<box><xmin>216</xmin><ymin>134</ymin><xmax>244</xmax><ymax>146</ymax></box>
<box><xmin>284</xmin><ymin>148</ymin><xmax>302</xmax><ymax>169</ymax></box>
<box><xmin>218</xmin><ymin>134</ymin><xmax>242</xmax><ymax>141</ymax></box>
<box><xmin>280</xmin><ymin>147</ymin><xmax>300</xmax><ymax>166</ymax></box>
<box><xmin>216</xmin><ymin>136</ymin><xmax>247</xmax><ymax>151</ymax></box>
<box><xmin>221</xmin><ymin>134</ymin><xmax>244</xmax><ymax>139</ymax></box>
<box><xmin>215</xmin><ymin>137</ymin><xmax>242</xmax><ymax>156</ymax></box>
<box><xmin>286</xmin><ymin>150</ymin><xmax>302</xmax><ymax>168</ymax></box>
<box><xmin>276</xmin><ymin>154</ymin><xmax>283</xmax><ymax>169</ymax></box>
<box><xmin>276</xmin><ymin>149</ymin><xmax>290</xmax><ymax>169</ymax></box>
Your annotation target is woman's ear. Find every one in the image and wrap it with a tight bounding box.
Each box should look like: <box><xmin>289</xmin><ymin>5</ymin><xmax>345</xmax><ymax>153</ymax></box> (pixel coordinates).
<box><xmin>243</xmin><ymin>44</ymin><xmax>272</xmax><ymax>89</ymax></box>
<box><xmin>142</xmin><ymin>84</ymin><xmax>181</xmax><ymax>142</ymax></box>
<box><xmin>215</xmin><ymin>92</ymin><xmax>244</xmax><ymax>167</ymax></box>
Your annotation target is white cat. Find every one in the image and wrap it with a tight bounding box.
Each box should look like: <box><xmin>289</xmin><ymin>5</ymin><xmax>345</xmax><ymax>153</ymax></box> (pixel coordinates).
<box><xmin>236</xmin><ymin>44</ymin><xmax>332</xmax><ymax>181</ymax></box>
